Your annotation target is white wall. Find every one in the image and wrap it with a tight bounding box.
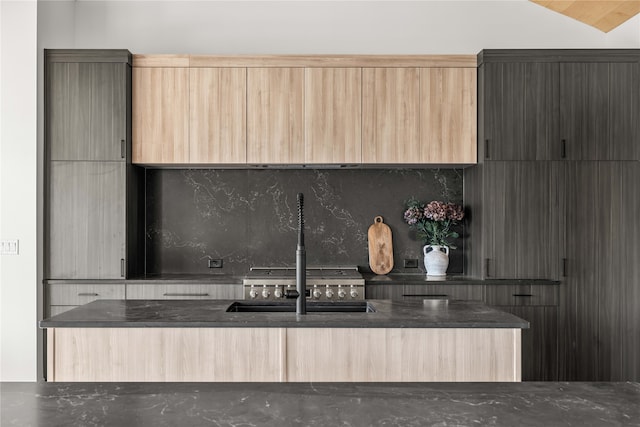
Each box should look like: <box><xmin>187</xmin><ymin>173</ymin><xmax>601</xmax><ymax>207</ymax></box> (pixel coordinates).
<box><xmin>0</xmin><ymin>0</ymin><xmax>637</xmax><ymax>381</ymax></box>
<box><xmin>0</xmin><ymin>0</ymin><xmax>38</xmax><ymax>381</ymax></box>
<box><xmin>38</xmin><ymin>1</ymin><xmax>640</xmax><ymax>53</ymax></box>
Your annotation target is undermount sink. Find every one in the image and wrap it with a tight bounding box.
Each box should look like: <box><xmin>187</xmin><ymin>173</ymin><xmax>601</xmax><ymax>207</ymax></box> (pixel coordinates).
<box><xmin>226</xmin><ymin>301</ymin><xmax>376</xmax><ymax>313</ymax></box>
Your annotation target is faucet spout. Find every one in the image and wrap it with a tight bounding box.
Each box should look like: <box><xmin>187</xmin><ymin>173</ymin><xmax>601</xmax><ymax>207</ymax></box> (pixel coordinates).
<box><xmin>296</xmin><ymin>193</ymin><xmax>306</xmax><ymax>315</ymax></box>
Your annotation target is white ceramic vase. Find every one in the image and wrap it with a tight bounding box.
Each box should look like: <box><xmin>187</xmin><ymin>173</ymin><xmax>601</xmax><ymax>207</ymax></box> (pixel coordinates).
<box><xmin>423</xmin><ymin>245</ymin><xmax>449</xmax><ymax>276</ymax></box>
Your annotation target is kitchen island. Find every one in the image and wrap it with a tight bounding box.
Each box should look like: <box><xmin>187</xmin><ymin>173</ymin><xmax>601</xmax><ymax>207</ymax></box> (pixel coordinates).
<box><xmin>40</xmin><ymin>299</ymin><xmax>528</xmax><ymax>383</ymax></box>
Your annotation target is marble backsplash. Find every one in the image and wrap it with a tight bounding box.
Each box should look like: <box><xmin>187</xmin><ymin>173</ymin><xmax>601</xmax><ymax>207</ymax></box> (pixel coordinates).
<box><xmin>145</xmin><ymin>169</ymin><xmax>464</xmax><ymax>276</ymax></box>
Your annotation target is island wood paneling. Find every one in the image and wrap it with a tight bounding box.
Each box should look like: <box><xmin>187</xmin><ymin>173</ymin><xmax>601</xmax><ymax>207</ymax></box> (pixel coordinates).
<box><xmin>246</xmin><ymin>68</ymin><xmax>304</xmax><ymax>164</ymax></box>
<box><xmin>47</xmin><ymin>327</ymin><xmax>521</xmax><ymax>382</ymax></box>
<box><xmin>304</xmin><ymin>68</ymin><xmax>362</xmax><ymax>164</ymax></box>
<box><xmin>420</xmin><ymin>67</ymin><xmax>477</xmax><ymax>164</ymax></box>
<box><xmin>362</xmin><ymin>68</ymin><xmax>420</xmax><ymax>163</ymax></box>
<box><xmin>48</xmin><ymin>328</ymin><xmax>284</xmax><ymax>382</ymax></box>
<box><xmin>286</xmin><ymin>328</ymin><xmax>521</xmax><ymax>382</ymax></box>
<box><xmin>132</xmin><ymin>67</ymin><xmax>189</xmax><ymax>163</ymax></box>
<box><xmin>189</xmin><ymin>68</ymin><xmax>246</xmax><ymax>163</ymax></box>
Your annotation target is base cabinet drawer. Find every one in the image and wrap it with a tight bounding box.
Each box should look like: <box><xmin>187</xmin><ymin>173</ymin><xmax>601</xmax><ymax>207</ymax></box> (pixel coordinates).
<box><xmin>47</xmin><ymin>283</ymin><xmax>125</xmax><ymax>306</ymax></box>
<box><xmin>485</xmin><ymin>284</ymin><xmax>558</xmax><ymax>306</ymax></box>
<box><xmin>126</xmin><ymin>284</ymin><xmax>242</xmax><ymax>300</ymax></box>
<box><xmin>365</xmin><ymin>284</ymin><xmax>403</xmax><ymax>300</ymax></box>
<box><xmin>402</xmin><ymin>284</ymin><xmax>484</xmax><ymax>301</ymax></box>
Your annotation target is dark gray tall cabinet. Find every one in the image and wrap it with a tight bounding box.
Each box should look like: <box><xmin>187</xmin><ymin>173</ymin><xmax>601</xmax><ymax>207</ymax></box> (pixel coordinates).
<box><xmin>468</xmin><ymin>49</ymin><xmax>640</xmax><ymax>381</ymax></box>
<box><xmin>45</xmin><ymin>50</ymin><xmax>144</xmax><ymax>280</ymax></box>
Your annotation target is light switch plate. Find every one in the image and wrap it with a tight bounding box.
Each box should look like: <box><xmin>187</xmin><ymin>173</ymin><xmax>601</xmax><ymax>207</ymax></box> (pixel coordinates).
<box><xmin>1</xmin><ymin>240</ymin><xmax>19</xmax><ymax>255</ymax></box>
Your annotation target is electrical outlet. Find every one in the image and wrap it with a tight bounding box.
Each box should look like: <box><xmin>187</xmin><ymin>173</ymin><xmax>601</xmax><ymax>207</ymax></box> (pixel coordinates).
<box><xmin>404</xmin><ymin>258</ymin><xmax>418</xmax><ymax>268</ymax></box>
<box><xmin>208</xmin><ymin>258</ymin><xmax>223</xmax><ymax>268</ymax></box>
<box><xmin>1</xmin><ymin>240</ymin><xmax>19</xmax><ymax>255</ymax></box>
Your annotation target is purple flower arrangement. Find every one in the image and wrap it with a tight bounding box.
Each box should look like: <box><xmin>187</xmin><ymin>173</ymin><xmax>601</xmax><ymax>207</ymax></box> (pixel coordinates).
<box><xmin>403</xmin><ymin>198</ymin><xmax>465</xmax><ymax>248</ymax></box>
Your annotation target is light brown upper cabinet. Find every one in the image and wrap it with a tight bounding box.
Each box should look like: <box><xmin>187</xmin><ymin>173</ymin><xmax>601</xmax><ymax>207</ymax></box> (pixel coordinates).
<box><xmin>304</xmin><ymin>68</ymin><xmax>362</xmax><ymax>164</ymax></box>
<box><xmin>246</xmin><ymin>68</ymin><xmax>304</xmax><ymax>164</ymax></box>
<box><xmin>362</xmin><ymin>68</ymin><xmax>421</xmax><ymax>163</ymax></box>
<box><xmin>420</xmin><ymin>68</ymin><xmax>477</xmax><ymax>164</ymax></box>
<box><xmin>190</xmin><ymin>68</ymin><xmax>247</xmax><ymax>164</ymax></box>
<box><xmin>132</xmin><ymin>67</ymin><xmax>189</xmax><ymax>164</ymax></box>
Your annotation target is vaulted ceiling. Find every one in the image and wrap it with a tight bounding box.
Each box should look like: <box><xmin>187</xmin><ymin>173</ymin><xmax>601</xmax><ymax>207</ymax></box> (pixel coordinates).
<box><xmin>530</xmin><ymin>0</ymin><xmax>640</xmax><ymax>32</ymax></box>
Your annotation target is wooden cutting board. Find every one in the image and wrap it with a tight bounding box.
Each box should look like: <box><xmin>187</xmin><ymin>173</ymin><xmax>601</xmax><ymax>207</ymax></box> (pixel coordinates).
<box><xmin>368</xmin><ymin>216</ymin><xmax>394</xmax><ymax>275</ymax></box>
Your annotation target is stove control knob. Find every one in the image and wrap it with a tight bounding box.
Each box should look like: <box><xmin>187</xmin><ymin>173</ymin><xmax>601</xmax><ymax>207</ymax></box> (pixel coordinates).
<box><xmin>274</xmin><ymin>288</ymin><xmax>283</xmax><ymax>298</ymax></box>
<box><xmin>325</xmin><ymin>289</ymin><xmax>334</xmax><ymax>299</ymax></box>
<box><xmin>338</xmin><ymin>289</ymin><xmax>347</xmax><ymax>299</ymax></box>
<box><xmin>262</xmin><ymin>288</ymin><xmax>271</xmax><ymax>299</ymax></box>
<box><xmin>249</xmin><ymin>289</ymin><xmax>259</xmax><ymax>299</ymax></box>
<box><xmin>313</xmin><ymin>289</ymin><xmax>322</xmax><ymax>299</ymax></box>
<box><xmin>350</xmin><ymin>289</ymin><xmax>359</xmax><ymax>298</ymax></box>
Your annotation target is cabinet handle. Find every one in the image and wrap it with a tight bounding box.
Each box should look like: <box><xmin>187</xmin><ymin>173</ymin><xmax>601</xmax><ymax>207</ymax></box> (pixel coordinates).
<box><xmin>120</xmin><ymin>259</ymin><xmax>125</xmax><ymax>278</ymax></box>
<box><xmin>77</xmin><ymin>293</ymin><xmax>99</xmax><ymax>296</ymax></box>
<box><xmin>513</xmin><ymin>294</ymin><xmax>533</xmax><ymax>297</ymax></box>
<box><xmin>120</xmin><ymin>140</ymin><xmax>126</xmax><ymax>159</ymax></box>
<box><xmin>484</xmin><ymin>139</ymin><xmax>490</xmax><ymax>160</ymax></box>
<box><xmin>485</xmin><ymin>258</ymin><xmax>491</xmax><ymax>278</ymax></box>
<box><xmin>562</xmin><ymin>258</ymin><xmax>567</xmax><ymax>277</ymax></box>
<box><xmin>163</xmin><ymin>293</ymin><xmax>210</xmax><ymax>297</ymax></box>
<box><xmin>561</xmin><ymin>139</ymin><xmax>566</xmax><ymax>159</ymax></box>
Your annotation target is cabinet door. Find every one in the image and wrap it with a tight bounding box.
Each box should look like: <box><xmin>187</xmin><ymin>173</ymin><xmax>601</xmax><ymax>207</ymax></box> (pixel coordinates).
<box><xmin>305</xmin><ymin>68</ymin><xmax>361</xmax><ymax>164</ymax></box>
<box><xmin>560</xmin><ymin>63</ymin><xmax>609</xmax><ymax>160</ymax></box>
<box><xmin>560</xmin><ymin>162</ymin><xmax>600</xmax><ymax>380</ymax></box>
<box><xmin>482</xmin><ymin>62</ymin><xmax>559</xmax><ymax>160</ymax></box>
<box><xmin>420</xmin><ymin>67</ymin><xmax>477</xmax><ymax>164</ymax></box>
<box><xmin>190</xmin><ymin>68</ymin><xmax>246</xmax><ymax>163</ymax></box>
<box><xmin>49</xmin><ymin>63</ymin><xmax>127</xmax><ymax>161</ymax></box>
<box><xmin>499</xmin><ymin>305</ymin><xmax>558</xmax><ymax>381</ymax></box>
<box><xmin>246</xmin><ymin>68</ymin><xmax>304</xmax><ymax>164</ymax></box>
<box><xmin>362</xmin><ymin>68</ymin><xmax>420</xmax><ymax>163</ymax></box>
<box><xmin>483</xmin><ymin>161</ymin><xmax>562</xmax><ymax>279</ymax></box>
<box><xmin>48</xmin><ymin>162</ymin><xmax>125</xmax><ymax>279</ymax></box>
<box><xmin>132</xmin><ymin>67</ymin><xmax>189</xmax><ymax>163</ymax></box>
<box><xmin>609</xmin><ymin>63</ymin><xmax>640</xmax><ymax>161</ymax></box>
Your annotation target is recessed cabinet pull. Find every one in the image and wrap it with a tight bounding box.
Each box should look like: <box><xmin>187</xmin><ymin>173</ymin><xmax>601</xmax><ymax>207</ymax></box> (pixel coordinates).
<box><xmin>120</xmin><ymin>139</ymin><xmax>126</xmax><ymax>159</ymax></box>
<box><xmin>513</xmin><ymin>293</ymin><xmax>533</xmax><ymax>297</ymax></box>
<box><xmin>485</xmin><ymin>258</ymin><xmax>491</xmax><ymax>278</ymax></box>
<box><xmin>121</xmin><ymin>259</ymin><xmax>125</xmax><ymax>278</ymax></box>
<box><xmin>163</xmin><ymin>293</ymin><xmax>210</xmax><ymax>297</ymax></box>
<box><xmin>562</xmin><ymin>258</ymin><xmax>568</xmax><ymax>277</ymax></box>
<box><xmin>561</xmin><ymin>139</ymin><xmax>567</xmax><ymax>159</ymax></box>
<box><xmin>484</xmin><ymin>139</ymin><xmax>490</xmax><ymax>159</ymax></box>
<box><xmin>78</xmin><ymin>293</ymin><xmax>99</xmax><ymax>296</ymax></box>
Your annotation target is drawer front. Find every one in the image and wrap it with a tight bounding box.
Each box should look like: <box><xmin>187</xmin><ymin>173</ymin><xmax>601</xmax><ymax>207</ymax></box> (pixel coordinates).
<box><xmin>485</xmin><ymin>284</ymin><xmax>558</xmax><ymax>306</ymax></box>
<box><xmin>47</xmin><ymin>283</ymin><xmax>125</xmax><ymax>305</ymax></box>
<box><xmin>126</xmin><ymin>284</ymin><xmax>242</xmax><ymax>300</ymax></box>
<box><xmin>402</xmin><ymin>284</ymin><xmax>484</xmax><ymax>301</ymax></box>
<box><xmin>365</xmin><ymin>284</ymin><xmax>403</xmax><ymax>300</ymax></box>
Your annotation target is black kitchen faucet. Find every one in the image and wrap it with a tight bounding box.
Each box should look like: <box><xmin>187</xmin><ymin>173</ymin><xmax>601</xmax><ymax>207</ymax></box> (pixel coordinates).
<box><xmin>285</xmin><ymin>192</ymin><xmax>307</xmax><ymax>315</ymax></box>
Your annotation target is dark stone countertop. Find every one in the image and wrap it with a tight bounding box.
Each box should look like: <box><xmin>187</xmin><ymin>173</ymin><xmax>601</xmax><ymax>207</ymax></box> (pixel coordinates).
<box><xmin>2</xmin><ymin>382</ymin><xmax>638</xmax><ymax>427</ymax></box>
<box><xmin>39</xmin><ymin>299</ymin><xmax>529</xmax><ymax>329</ymax></box>
<box><xmin>364</xmin><ymin>273</ymin><xmax>561</xmax><ymax>286</ymax></box>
